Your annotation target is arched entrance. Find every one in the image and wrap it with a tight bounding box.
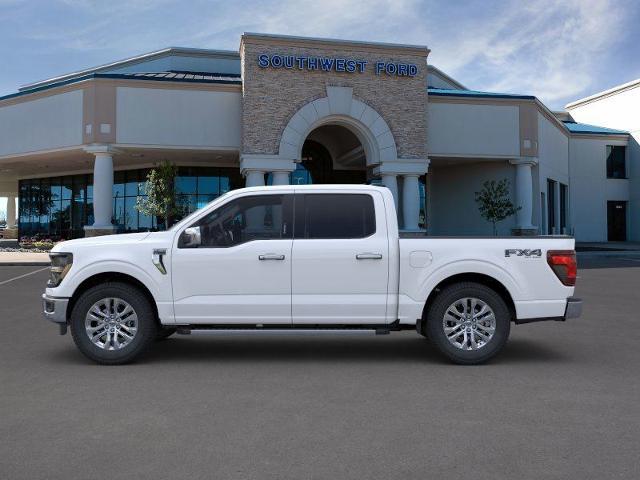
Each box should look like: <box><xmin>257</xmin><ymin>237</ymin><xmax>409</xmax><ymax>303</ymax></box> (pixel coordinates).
<box><xmin>243</xmin><ymin>86</ymin><xmax>429</xmax><ymax>230</ymax></box>
<box><xmin>293</xmin><ymin>124</ymin><xmax>368</xmax><ymax>185</ymax></box>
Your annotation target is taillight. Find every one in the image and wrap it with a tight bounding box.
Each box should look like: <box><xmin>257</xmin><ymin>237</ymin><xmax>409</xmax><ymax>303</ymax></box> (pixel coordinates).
<box><xmin>547</xmin><ymin>250</ymin><xmax>577</xmax><ymax>286</ymax></box>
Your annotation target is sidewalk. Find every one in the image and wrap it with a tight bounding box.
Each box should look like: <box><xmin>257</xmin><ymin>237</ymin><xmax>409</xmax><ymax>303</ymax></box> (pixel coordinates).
<box><xmin>576</xmin><ymin>242</ymin><xmax>640</xmax><ymax>252</ymax></box>
<box><xmin>0</xmin><ymin>251</ymin><xmax>50</xmax><ymax>266</ymax></box>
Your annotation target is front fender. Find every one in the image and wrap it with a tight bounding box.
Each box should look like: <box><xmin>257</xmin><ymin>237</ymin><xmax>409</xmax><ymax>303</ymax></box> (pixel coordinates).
<box><xmin>47</xmin><ymin>260</ymin><xmax>163</xmax><ymax>303</ymax></box>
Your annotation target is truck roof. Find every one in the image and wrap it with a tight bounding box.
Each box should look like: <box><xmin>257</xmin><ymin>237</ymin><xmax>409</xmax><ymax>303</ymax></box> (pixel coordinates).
<box><xmin>238</xmin><ymin>184</ymin><xmax>388</xmax><ymax>193</ymax></box>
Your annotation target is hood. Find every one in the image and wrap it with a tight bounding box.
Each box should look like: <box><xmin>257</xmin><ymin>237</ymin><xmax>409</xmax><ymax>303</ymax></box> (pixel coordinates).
<box><xmin>51</xmin><ymin>232</ymin><xmax>152</xmax><ymax>252</ymax></box>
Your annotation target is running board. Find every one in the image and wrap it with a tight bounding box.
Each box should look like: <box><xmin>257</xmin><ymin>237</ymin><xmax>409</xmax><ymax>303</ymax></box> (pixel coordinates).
<box><xmin>177</xmin><ymin>327</ymin><xmax>395</xmax><ymax>336</ymax></box>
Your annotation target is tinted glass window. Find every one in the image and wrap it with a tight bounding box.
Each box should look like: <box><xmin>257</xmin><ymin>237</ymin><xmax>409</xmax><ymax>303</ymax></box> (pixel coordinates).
<box><xmin>187</xmin><ymin>195</ymin><xmax>291</xmax><ymax>248</ymax></box>
<box><xmin>606</xmin><ymin>145</ymin><xmax>626</xmax><ymax>179</ymax></box>
<box><xmin>298</xmin><ymin>194</ymin><xmax>375</xmax><ymax>239</ymax></box>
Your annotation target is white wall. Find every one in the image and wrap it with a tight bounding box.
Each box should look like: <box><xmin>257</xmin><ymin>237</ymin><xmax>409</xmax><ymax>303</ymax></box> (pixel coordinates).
<box><xmin>428</xmin><ymin>102</ymin><xmax>520</xmax><ymax>157</ymax></box>
<box><xmin>568</xmin><ymin>84</ymin><xmax>639</xmax><ymax>241</ymax></box>
<box><xmin>537</xmin><ymin>112</ymin><xmax>570</xmax><ymax>234</ymax></box>
<box><xmin>116</xmin><ymin>87</ymin><xmax>242</xmax><ymax>148</ymax></box>
<box><xmin>0</xmin><ymin>90</ymin><xmax>83</xmax><ymax>156</ymax></box>
<box><xmin>429</xmin><ymin>161</ymin><xmax>517</xmax><ymax>236</ymax></box>
<box><xmin>569</xmin><ymin>137</ymin><xmax>629</xmax><ymax>241</ymax></box>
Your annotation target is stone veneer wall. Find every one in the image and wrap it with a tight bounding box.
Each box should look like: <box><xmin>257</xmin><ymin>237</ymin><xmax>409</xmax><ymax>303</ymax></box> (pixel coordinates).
<box><xmin>241</xmin><ymin>37</ymin><xmax>428</xmax><ymax>160</ymax></box>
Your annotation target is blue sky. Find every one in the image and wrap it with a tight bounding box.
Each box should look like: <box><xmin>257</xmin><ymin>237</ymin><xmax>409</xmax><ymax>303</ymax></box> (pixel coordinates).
<box><xmin>0</xmin><ymin>0</ymin><xmax>639</xmax><ymax>109</ymax></box>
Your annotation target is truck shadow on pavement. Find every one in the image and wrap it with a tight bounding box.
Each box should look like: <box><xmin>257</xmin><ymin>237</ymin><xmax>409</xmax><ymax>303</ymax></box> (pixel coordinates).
<box><xmin>48</xmin><ymin>336</ymin><xmax>567</xmax><ymax>365</ymax></box>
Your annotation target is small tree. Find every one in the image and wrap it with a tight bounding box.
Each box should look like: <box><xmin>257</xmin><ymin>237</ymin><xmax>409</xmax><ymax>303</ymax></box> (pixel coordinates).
<box><xmin>136</xmin><ymin>161</ymin><xmax>182</xmax><ymax>228</ymax></box>
<box><xmin>474</xmin><ymin>179</ymin><xmax>520</xmax><ymax>236</ymax></box>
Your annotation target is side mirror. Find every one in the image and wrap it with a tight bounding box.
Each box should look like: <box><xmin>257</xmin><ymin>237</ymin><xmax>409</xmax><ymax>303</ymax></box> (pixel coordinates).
<box><xmin>179</xmin><ymin>226</ymin><xmax>202</xmax><ymax>248</ymax></box>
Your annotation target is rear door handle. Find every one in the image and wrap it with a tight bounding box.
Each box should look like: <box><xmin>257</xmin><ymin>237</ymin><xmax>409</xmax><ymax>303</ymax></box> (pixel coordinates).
<box><xmin>356</xmin><ymin>253</ymin><xmax>383</xmax><ymax>260</ymax></box>
<box><xmin>259</xmin><ymin>254</ymin><xmax>285</xmax><ymax>261</ymax></box>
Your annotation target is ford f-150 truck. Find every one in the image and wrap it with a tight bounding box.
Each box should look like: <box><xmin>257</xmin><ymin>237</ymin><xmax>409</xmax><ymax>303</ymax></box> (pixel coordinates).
<box><xmin>42</xmin><ymin>185</ymin><xmax>581</xmax><ymax>365</ymax></box>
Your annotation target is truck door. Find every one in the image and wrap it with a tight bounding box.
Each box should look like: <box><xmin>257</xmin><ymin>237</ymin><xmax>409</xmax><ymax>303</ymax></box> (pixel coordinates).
<box><xmin>291</xmin><ymin>191</ymin><xmax>390</xmax><ymax>325</ymax></box>
<box><xmin>171</xmin><ymin>192</ymin><xmax>293</xmax><ymax>324</ymax></box>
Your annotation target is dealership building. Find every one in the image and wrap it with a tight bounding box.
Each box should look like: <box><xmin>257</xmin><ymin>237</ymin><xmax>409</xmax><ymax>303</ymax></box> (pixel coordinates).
<box><xmin>0</xmin><ymin>33</ymin><xmax>637</xmax><ymax>241</ymax></box>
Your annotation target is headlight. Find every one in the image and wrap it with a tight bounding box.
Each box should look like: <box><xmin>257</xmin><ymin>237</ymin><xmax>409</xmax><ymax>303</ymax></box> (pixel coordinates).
<box><xmin>48</xmin><ymin>253</ymin><xmax>73</xmax><ymax>288</ymax></box>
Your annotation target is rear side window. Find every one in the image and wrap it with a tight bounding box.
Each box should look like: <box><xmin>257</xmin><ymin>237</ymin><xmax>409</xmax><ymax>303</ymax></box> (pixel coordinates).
<box><xmin>296</xmin><ymin>194</ymin><xmax>376</xmax><ymax>239</ymax></box>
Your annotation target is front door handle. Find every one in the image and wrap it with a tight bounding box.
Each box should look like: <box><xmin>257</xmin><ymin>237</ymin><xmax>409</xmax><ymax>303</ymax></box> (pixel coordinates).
<box><xmin>356</xmin><ymin>253</ymin><xmax>383</xmax><ymax>260</ymax></box>
<box><xmin>259</xmin><ymin>254</ymin><xmax>285</xmax><ymax>261</ymax></box>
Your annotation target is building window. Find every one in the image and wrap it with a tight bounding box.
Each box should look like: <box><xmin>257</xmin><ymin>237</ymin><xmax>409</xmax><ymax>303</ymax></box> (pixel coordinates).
<box><xmin>560</xmin><ymin>183</ymin><xmax>568</xmax><ymax>233</ymax></box>
<box><xmin>606</xmin><ymin>145</ymin><xmax>626</xmax><ymax>179</ymax></box>
<box><xmin>419</xmin><ymin>176</ymin><xmax>427</xmax><ymax>230</ymax></box>
<box><xmin>547</xmin><ymin>179</ymin><xmax>556</xmax><ymax>235</ymax></box>
<box><xmin>18</xmin><ymin>166</ymin><xmax>242</xmax><ymax>240</ymax></box>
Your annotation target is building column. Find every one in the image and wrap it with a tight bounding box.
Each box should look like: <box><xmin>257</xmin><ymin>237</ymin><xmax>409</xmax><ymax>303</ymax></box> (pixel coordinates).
<box><xmin>271</xmin><ymin>171</ymin><xmax>290</xmax><ymax>186</ymax></box>
<box><xmin>244</xmin><ymin>170</ymin><xmax>265</xmax><ymax>187</ymax></box>
<box><xmin>373</xmin><ymin>159</ymin><xmax>429</xmax><ymax>231</ymax></box>
<box><xmin>402</xmin><ymin>175</ymin><xmax>421</xmax><ymax>231</ymax></box>
<box><xmin>510</xmin><ymin>158</ymin><xmax>538</xmax><ymax>235</ymax></box>
<box><xmin>84</xmin><ymin>145</ymin><xmax>117</xmax><ymax>237</ymax></box>
<box><xmin>381</xmin><ymin>174</ymin><xmax>399</xmax><ymax>211</ymax></box>
<box><xmin>6</xmin><ymin>195</ymin><xmax>16</xmax><ymax>229</ymax></box>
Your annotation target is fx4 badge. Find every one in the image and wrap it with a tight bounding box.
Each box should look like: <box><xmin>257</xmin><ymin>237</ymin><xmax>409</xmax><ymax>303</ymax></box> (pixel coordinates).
<box><xmin>505</xmin><ymin>249</ymin><xmax>542</xmax><ymax>258</ymax></box>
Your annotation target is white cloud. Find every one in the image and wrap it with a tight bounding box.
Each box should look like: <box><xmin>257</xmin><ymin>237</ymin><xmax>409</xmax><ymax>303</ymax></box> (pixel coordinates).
<box><xmin>3</xmin><ymin>0</ymin><xmax>636</xmax><ymax>108</ymax></box>
<box><xmin>425</xmin><ymin>0</ymin><xmax>631</xmax><ymax>107</ymax></box>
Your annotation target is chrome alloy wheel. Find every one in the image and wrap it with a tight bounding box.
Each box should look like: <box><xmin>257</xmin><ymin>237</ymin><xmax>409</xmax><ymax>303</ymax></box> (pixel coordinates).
<box><xmin>84</xmin><ymin>297</ymin><xmax>138</xmax><ymax>350</ymax></box>
<box><xmin>442</xmin><ymin>297</ymin><xmax>496</xmax><ymax>351</ymax></box>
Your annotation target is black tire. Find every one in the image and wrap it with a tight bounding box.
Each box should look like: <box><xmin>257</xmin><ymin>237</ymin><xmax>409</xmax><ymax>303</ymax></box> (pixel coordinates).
<box><xmin>156</xmin><ymin>327</ymin><xmax>177</xmax><ymax>341</ymax></box>
<box><xmin>425</xmin><ymin>282</ymin><xmax>511</xmax><ymax>365</ymax></box>
<box><xmin>70</xmin><ymin>282</ymin><xmax>158</xmax><ymax>365</ymax></box>
<box><xmin>417</xmin><ymin>320</ymin><xmax>429</xmax><ymax>340</ymax></box>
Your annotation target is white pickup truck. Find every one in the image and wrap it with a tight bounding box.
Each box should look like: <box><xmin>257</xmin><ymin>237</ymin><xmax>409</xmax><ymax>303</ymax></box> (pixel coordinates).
<box><xmin>43</xmin><ymin>185</ymin><xmax>581</xmax><ymax>365</ymax></box>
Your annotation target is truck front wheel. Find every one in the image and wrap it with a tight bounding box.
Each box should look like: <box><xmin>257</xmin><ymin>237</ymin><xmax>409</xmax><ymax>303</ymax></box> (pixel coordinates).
<box><xmin>425</xmin><ymin>282</ymin><xmax>511</xmax><ymax>365</ymax></box>
<box><xmin>70</xmin><ymin>282</ymin><xmax>158</xmax><ymax>365</ymax></box>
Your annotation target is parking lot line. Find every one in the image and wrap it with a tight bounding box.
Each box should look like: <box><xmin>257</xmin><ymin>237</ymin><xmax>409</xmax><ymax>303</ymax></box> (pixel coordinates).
<box><xmin>0</xmin><ymin>267</ymin><xmax>49</xmax><ymax>286</ymax></box>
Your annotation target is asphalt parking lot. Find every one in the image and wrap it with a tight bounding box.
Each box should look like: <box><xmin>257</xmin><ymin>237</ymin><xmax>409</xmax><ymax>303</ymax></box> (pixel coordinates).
<box><xmin>1</xmin><ymin>254</ymin><xmax>639</xmax><ymax>480</ymax></box>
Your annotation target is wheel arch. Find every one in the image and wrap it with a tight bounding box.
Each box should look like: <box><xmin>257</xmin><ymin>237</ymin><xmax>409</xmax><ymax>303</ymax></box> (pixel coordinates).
<box><xmin>66</xmin><ymin>272</ymin><xmax>159</xmax><ymax>325</ymax></box>
<box><xmin>417</xmin><ymin>273</ymin><xmax>516</xmax><ymax>335</ymax></box>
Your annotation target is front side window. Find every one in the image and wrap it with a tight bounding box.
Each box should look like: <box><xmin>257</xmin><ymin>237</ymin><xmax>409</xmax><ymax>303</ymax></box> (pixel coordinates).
<box><xmin>180</xmin><ymin>194</ymin><xmax>291</xmax><ymax>248</ymax></box>
<box><xmin>296</xmin><ymin>194</ymin><xmax>376</xmax><ymax>239</ymax></box>
<box><xmin>606</xmin><ymin>145</ymin><xmax>626</xmax><ymax>179</ymax></box>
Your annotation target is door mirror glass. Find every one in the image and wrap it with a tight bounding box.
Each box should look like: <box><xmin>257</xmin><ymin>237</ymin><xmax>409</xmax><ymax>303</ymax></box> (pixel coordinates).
<box><xmin>179</xmin><ymin>226</ymin><xmax>202</xmax><ymax>248</ymax></box>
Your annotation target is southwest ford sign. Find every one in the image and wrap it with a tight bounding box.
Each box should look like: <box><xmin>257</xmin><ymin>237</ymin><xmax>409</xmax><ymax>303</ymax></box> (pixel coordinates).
<box><xmin>257</xmin><ymin>54</ymin><xmax>418</xmax><ymax>77</ymax></box>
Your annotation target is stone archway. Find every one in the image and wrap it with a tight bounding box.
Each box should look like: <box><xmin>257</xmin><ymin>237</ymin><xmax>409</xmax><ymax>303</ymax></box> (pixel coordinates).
<box><xmin>240</xmin><ymin>85</ymin><xmax>429</xmax><ymax>230</ymax></box>
<box><xmin>278</xmin><ymin>86</ymin><xmax>398</xmax><ymax>166</ymax></box>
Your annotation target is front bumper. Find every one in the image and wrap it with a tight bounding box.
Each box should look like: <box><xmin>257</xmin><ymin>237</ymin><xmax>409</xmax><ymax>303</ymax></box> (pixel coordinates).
<box><xmin>564</xmin><ymin>296</ymin><xmax>582</xmax><ymax>320</ymax></box>
<box><xmin>42</xmin><ymin>294</ymin><xmax>69</xmax><ymax>324</ymax></box>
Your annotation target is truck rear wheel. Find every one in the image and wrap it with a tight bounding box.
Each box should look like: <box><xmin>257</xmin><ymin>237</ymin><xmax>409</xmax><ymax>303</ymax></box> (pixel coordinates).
<box><xmin>70</xmin><ymin>282</ymin><xmax>158</xmax><ymax>365</ymax></box>
<box><xmin>425</xmin><ymin>282</ymin><xmax>510</xmax><ymax>365</ymax></box>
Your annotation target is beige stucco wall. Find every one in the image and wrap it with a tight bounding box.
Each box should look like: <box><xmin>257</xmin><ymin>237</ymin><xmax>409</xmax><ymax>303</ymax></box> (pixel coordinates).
<box><xmin>240</xmin><ymin>36</ymin><xmax>428</xmax><ymax>160</ymax></box>
<box><xmin>429</xmin><ymin>161</ymin><xmax>517</xmax><ymax>235</ymax></box>
<box><xmin>116</xmin><ymin>86</ymin><xmax>242</xmax><ymax>148</ymax></box>
<box><xmin>0</xmin><ymin>90</ymin><xmax>83</xmax><ymax>157</ymax></box>
<box><xmin>427</xmin><ymin>101</ymin><xmax>520</xmax><ymax>157</ymax></box>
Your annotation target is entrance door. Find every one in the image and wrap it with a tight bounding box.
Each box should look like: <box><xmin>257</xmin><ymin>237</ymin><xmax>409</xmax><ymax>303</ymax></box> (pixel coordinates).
<box><xmin>607</xmin><ymin>201</ymin><xmax>627</xmax><ymax>241</ymax></box>
<box><xmin>171</xmin><ymin>192</ymin><xmax>293</xmax><ymax>324</ymax></box>
<box><xmin>291</xmin><ymin>191</ymin><xmax>390</xmax><ymax>324</ymax></box>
